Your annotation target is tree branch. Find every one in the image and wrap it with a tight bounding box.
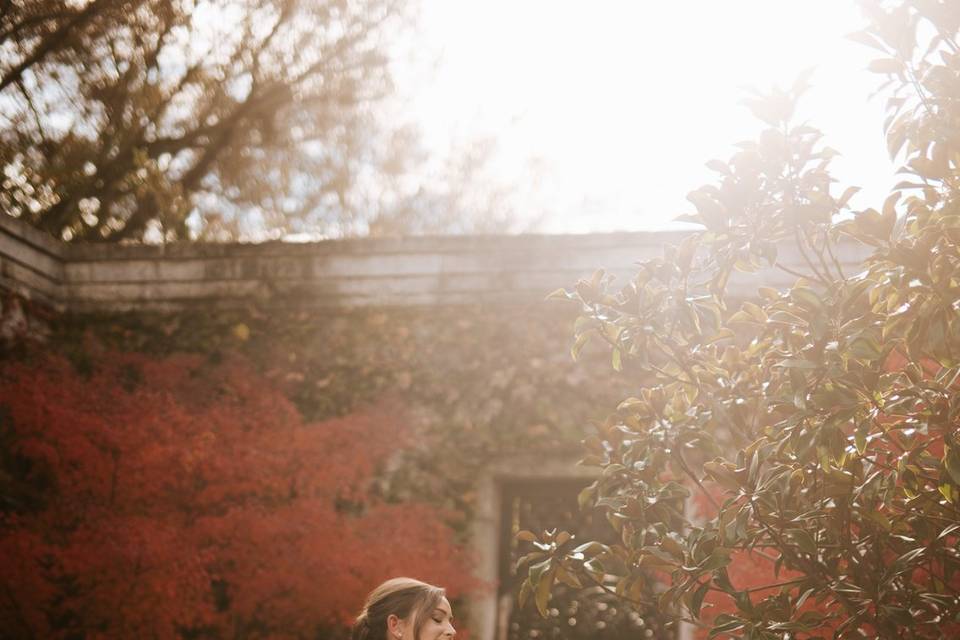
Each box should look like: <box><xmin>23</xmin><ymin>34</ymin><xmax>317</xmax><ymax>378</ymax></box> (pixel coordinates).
<box><xmin>0</xmin><ymin>0</ymin><xmax>105</xmax><ymax>93</ymax></box>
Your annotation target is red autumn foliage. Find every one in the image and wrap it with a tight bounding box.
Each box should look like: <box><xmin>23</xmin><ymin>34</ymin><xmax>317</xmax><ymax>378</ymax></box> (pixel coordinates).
<box><xmin>0</xmin><ymin>349</ymin><xmax>478</xmax><ymax>639</ymax></box>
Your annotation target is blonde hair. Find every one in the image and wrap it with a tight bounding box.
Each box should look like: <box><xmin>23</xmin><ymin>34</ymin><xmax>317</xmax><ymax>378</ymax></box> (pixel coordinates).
<box><xmin>352</xmin><ymin>577</ymin><xmax>445</xmax><ymax>640</ymax></box>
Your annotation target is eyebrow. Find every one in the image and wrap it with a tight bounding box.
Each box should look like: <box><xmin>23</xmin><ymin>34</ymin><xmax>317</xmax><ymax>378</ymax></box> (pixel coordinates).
<box><xmin>433</xmin><ymin>608</ymin><xmax>453</xmax><ymax>621</ymax></box>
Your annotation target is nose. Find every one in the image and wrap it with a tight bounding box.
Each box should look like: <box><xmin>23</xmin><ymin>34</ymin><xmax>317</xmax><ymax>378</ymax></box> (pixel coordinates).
<box><xmin>446</xmin><ymin>622</ymin><xmax>456</xmax><ymax>638</ymax></box>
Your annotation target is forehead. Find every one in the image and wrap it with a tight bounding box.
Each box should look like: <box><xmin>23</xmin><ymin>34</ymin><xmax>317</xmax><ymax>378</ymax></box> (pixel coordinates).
<box><xmin>434</xmin><ymin>597</ymin><xmax>452</xmax><ymax>615</ymax></box>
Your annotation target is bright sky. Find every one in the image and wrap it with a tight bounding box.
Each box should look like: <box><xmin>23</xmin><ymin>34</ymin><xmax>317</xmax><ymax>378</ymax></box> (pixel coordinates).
<box><xmin>398</xmin><ymin>0</ymin><xmax>895</xmax><ymax>233</ymax></box>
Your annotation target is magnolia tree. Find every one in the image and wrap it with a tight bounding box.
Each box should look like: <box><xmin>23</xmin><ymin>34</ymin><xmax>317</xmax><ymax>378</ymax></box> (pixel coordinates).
<box><xmin>520</xmin><ymin>2</ymin><xmax>960</xmax><ymax>638</ymax></box>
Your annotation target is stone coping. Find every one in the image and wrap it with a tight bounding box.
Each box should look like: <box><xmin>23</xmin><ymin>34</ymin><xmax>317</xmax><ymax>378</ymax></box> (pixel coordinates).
<box><xmin>0</xmin><ymin>215</ymin><xmax>868</xmax><ymax>312</ymax></box>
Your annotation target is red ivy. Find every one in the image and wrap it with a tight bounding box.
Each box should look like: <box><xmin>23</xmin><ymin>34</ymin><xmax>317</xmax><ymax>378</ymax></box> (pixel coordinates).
<box><xmin>0</xmin><ymin>350</ymin><xmax>478</xmax><ymax>639</ymax></box>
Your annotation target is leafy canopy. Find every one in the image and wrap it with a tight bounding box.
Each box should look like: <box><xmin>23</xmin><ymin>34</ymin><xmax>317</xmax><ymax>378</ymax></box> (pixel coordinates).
<box><xmin>0</xmin><ymin>0</ymin><xmax>527</xmax><ymax>242</ymax></box>
<box><xmin>520</xmin><ymin>2</ymin><xmax>960</xmax><ymax>638</ymax></box>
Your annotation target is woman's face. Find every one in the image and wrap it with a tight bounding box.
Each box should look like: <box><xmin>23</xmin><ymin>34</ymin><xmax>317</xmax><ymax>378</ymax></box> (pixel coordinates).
<box><xmin>412</xmin><ymin>597</ymin><xmax>456</xmax><ymax>640</ymax></box>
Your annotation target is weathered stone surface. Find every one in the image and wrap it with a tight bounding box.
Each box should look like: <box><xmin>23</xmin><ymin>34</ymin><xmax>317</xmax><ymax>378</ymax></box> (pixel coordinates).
<box><xmin>0</xmin><ymin>215</ymin><xmax>868</xmax><ymax>312</ymax></box>
<box><xmin>0</xmin><ymin>216</ymin><xmax>64</xmax><ymax>302</ymax></box>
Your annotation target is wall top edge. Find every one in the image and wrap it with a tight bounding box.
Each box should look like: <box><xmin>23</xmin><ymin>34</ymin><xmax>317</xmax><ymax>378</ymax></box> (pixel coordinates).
<box><xmin>61</xmin><ymin>229</ymin><xmax>698</xmax><ymax>262</ymax></box>
<box><xmin>0</xmin><ymin>214</ymin><xmax>65</xmax><ymax>260</ymax></box>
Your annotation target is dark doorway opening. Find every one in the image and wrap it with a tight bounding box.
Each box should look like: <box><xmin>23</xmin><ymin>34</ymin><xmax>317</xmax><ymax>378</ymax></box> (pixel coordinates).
<box><xmin>497</xmin><ymin>478</ymin><xmax>675</xmax><ymax>640</ymax></box>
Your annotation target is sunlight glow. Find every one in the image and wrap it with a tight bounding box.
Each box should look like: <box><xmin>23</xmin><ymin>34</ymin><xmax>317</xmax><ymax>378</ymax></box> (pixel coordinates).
<box><xmin>404</xmin><ymin>0</ymin><xmax>893</xmax><ymax>233</ymax></box>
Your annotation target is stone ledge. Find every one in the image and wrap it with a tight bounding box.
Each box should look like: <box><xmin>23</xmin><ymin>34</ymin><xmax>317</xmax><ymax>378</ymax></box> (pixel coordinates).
<box><xmin>0</xmin><ymin>213</ymin><xmax>65</xmax><ymax>259</ymax></box>
<box><xmin>0</xmin><ymin>215</ymin><xmax>870</xmax><ymax>312</ymax></box>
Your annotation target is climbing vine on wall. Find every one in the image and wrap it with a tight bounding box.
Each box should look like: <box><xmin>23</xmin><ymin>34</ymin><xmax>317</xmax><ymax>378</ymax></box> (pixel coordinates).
<box><xmin>1</xmin><ymin>296</ymin><xmax>630</xmax><ymax>638</ymax></box>
<box><xmin>51</xmin><ymin>304</ymin><xmax>628</xmax><ymax>513</ymax></box>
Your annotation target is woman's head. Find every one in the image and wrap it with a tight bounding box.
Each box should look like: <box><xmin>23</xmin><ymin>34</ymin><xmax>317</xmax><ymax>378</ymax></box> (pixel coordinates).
<box><xmin>352</xmin><ymin>577</ymin><xmax>455</xmax><ymax>640</ymax></box>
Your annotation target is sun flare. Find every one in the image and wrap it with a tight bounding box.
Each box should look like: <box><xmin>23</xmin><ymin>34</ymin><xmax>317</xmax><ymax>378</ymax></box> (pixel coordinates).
<box><xmin>406</xmin><ymin>0</ymin><xmax>894</xmax><ymax>232</ymax></box>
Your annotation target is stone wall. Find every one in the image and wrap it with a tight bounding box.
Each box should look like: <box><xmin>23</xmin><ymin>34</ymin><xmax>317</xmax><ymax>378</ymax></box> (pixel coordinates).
<box><xmin>0</xmin><ymin>214</ymin><xmax>64</xmax><ymax>306</ymax></box>
<box><xmin>0</xmin><ymin>215</ymin><xmax>867</xmax><ymax>313</ymax></box>
<box><xmin>0</xmin><ymin>214</ymin><xmax>871</xmax><ymax>640</ymax></box>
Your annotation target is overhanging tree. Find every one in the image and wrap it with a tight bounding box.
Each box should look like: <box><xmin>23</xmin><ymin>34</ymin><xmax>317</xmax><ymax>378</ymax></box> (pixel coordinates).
<box><xmin>520</xmin><ymin>2</ymin><xmax>960</xmax><ymax>638</ymax></box>
<box><xmin>2</xmin><ymin>0</ymin><xmax>512</xmax><ymax>242</ymax></box>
